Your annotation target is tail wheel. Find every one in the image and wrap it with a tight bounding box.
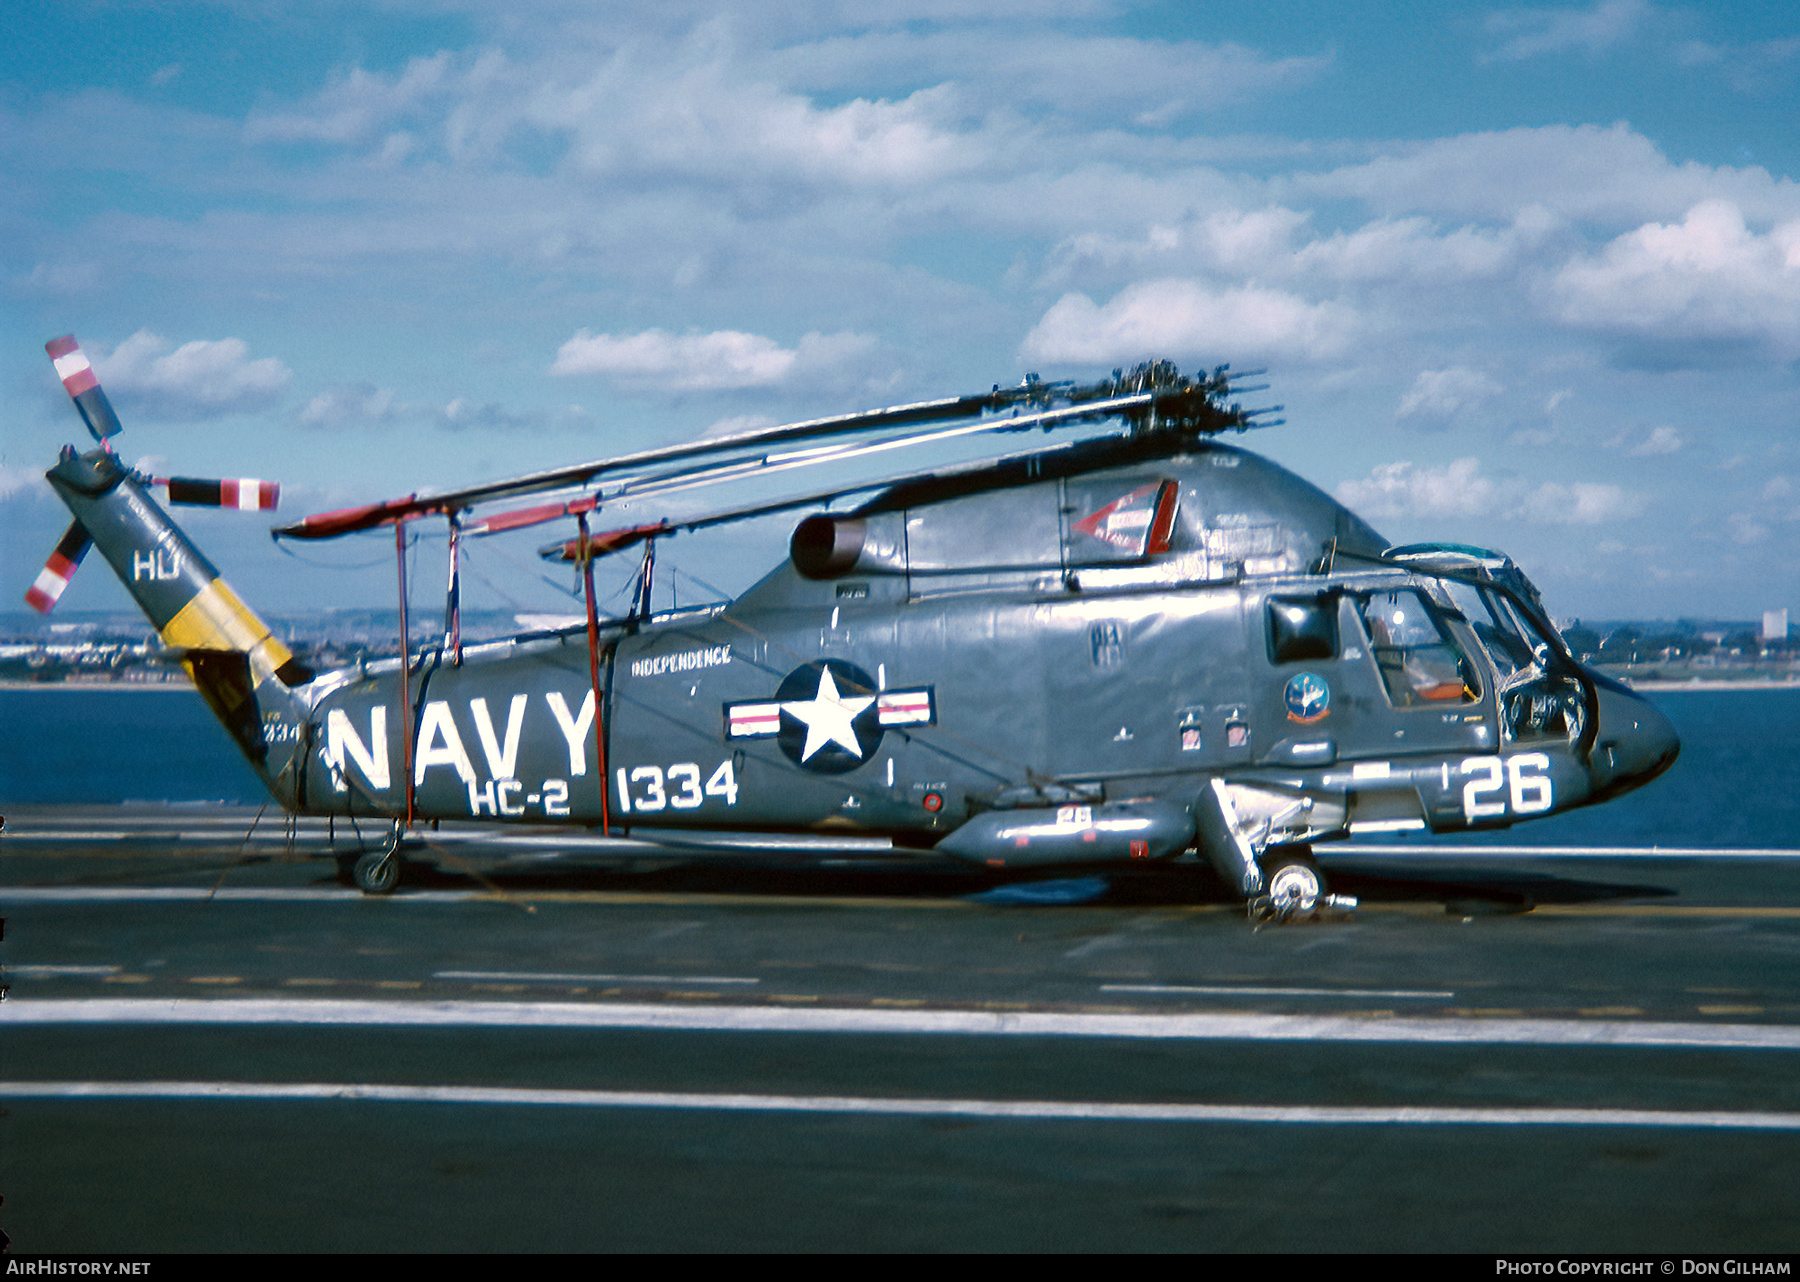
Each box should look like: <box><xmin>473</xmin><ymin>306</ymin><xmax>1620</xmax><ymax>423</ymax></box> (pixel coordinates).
<box><xmin>1263</xmin><ymin>850</ymin><xmax>1324</xmax><ymax>917</ymax></box>
<box><xmin>352</xmin><ymin>849</ymin><xmax>400</xmax><ymax>896</ymax></box>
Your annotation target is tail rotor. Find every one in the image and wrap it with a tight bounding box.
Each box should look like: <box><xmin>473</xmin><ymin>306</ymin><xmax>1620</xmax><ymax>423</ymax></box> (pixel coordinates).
<box><xmin>25</xmin><ymin>335</ymin><xmax>281</xmax><ymax>614</ymax></box>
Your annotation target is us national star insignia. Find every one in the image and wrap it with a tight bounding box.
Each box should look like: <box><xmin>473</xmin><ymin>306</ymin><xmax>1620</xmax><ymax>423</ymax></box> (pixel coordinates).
<box><xmin>725</xmin><ymin>660</ymin><xmax>936</xmax><ymax>774</ymax></box>
<box><xmin>784</xmin><ymin>663</ymin><xmax>875</xmax><ymax>762</ymax></box>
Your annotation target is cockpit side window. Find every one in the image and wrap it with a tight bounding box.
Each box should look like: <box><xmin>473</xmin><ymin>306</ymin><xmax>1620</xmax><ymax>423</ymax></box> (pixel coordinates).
<box><xmin>1356</xmin><ymin>589</ymin><xmax>1479</xmax><ymax>706</ymax></box>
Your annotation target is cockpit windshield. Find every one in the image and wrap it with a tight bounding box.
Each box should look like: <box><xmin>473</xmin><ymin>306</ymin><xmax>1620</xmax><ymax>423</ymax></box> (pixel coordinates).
<box><xmin>1438</xmin><ymin>578</ymin><xmax>1558</xmax><ymax>683</ymax></box>
<box><xmin>1433</xmin><ymin>572</ymin><xmax>1587</xmax><ymax>744</ymax></box>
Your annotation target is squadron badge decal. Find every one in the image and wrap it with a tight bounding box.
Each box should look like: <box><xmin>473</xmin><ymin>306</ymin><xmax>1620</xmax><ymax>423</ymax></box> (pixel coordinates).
<box><xmin>1284</xmin><ymin>672</ymin><xmax>1331</xmax><ymax>724</ymax></box>
<box><xmin>726</xmin><ymin>660</ymin><xmax>935</xmax><ymax>774</ymax></box>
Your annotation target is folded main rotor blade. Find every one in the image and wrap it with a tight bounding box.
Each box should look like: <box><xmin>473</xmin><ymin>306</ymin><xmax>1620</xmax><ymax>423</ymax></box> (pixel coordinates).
<box><xmin>531</xmin><ymin>430</ymin><xmax>1111</xmax><ymax>565</ymax></box>
<box><xmin>539</xmin><ymin>522</ymin><xmax>673</xmax><ymax>563</ymax></box>
<box><xmin>279</xmin><ymin>390</ymin><xmax>1144</xmax><ymax>540</ymax></box>
<box><xmin>274</xmin><ymin>391</ymin><xmax>1025</xmax><ymax>539</ymax></box>
<box><xmin>275</xmin><ymin>361</ymin><xmax>1257</xmax><ymax>542</ymax></box>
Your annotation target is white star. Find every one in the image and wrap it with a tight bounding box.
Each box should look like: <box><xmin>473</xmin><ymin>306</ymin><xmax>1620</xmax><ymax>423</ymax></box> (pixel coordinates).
<box><xmin>782</xmin><ymin>666</ymin><xmax>875</xmax><ymax>762</ymax></box>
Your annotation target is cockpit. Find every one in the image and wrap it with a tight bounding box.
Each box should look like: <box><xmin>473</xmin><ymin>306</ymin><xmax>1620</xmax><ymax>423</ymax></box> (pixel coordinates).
<box><xmin>1386</xmin><ymin>543</ymin><xmax>1591</xmax><ymax>747</ymax></box>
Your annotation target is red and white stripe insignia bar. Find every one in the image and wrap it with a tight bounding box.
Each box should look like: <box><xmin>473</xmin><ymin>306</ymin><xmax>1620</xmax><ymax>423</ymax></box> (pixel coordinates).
<box><xmin>727</xmin><ymin>687</ymin><xmax>935</xmax><ymax>739</ymax></box>
<box><xmin>876</xmin><ymin>689</ymin><xmax>935</xmax><ymax>727</ymax></box>
<box><xmin>164</xmin><ymin>477</ymin><xmax>280</xmax><ymax>510</ymax></box>
<box><xmin>44</xmin><ymin>335</ymin><xmax>123</xmax><ymax>441</ymax></box>
<box><xmin>727</xmin><ymin>702</ymin><xmax>782</xmax><ymax>738</ymax></box>
<box><xmin>25</xmin><ymin>523</ymin><xmax>93</xmax><ymax>614</ymax></box>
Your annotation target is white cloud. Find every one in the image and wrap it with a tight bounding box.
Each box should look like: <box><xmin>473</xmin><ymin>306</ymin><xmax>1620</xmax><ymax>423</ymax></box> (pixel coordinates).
<box><xmin>1514</xmin><ymin>480</ymin><xmax>1644</xmax><ymax>524</ymax></box>
<box><xmin>1726</xmin><ymin>513</ymin><xmax>1767</xmax><ymax>545</ymax></box>
<box><xmin>1550</xmin><ymin>200</ymin><xmax>1800</xmax><ymax>358</ymax></box>
<box><xmin>1626</xmin><ymin>425</ymin><xmax>1683</xmax><ymax>456</ymax></box>
<box><xmin>1337</xmin><ymin>457</ymin><xmax>1496</xmax><ymax>521</ymax></box>
<box><xmin>245</xmin><ymin>53</ymin><xmax>456</xmax><ymax>146</ymax></box>
<box><xmin>551</xmin><ymin>327</ymin><xmax>874</xmax><ymax>391</ymax></box>
<box><xmin>298</xmin><ymin>384</ymin><xmax>572</xmax><ymax>433</ymax></box>
<box><xmin>1299</xmin><ymin>124</ymin><xmax>1800</xmax><ymax>228</ymax></box>
<box><xmin>96</xmin><ymin>331</ymin><xmax>292</xmax><ymax>418</ymax></box>
<box><xmin>769</xmin><ymin>30</ymin><xmax>1331</xmax><ymax>126</ymax></box>
<box><xmin>558</xmin><ymin>71</ymin><xmax>977</xmax><ymax>188</ymax></box>
<box><xmin>1337</xmin><ymin>457</ymin><xmax>1640</xmax><ymax>524</ymax></box>
<box><xmin>1675</xmin><ymin>35</ymin><xmax>1800</xmax><ymax>93</ymax></box>
<box><xmin>1483</xmin><ymin>0</ymin><xmax>1653</xmax><ymax>62</ymax></box>
<box><xmin>16</xmin><ymin>260</ymin><xmax>105</xmax><ymax>295</ymax></box>
<box><xmin>1039</xmin><ymin>208</ymin><xmax>1310</xmax><ymax>291</ymax></box>
<box><xmin>1397</xmin><ymin>368</ymin><xmax>1505</xmax><ymax>425</ymax></box>
<box><xmin>440</xmin><ymin>398</ymin><xmax>548</xmax><ymax>431</ymax></box>
<box><xmin>0</xmin><ymin>463</ymin><xmax>40</xmax><ymax>502</ymax></box>
<box><xmin>299</xmin><ymin>384</ymin><xmax>401</xmax><ymax>430</ymax></box>
<box><xmin>1297</xmin><ymin>211</ymin><xmax>1555</xmax><ymax>283</ymax></box>
<box><xmin>1044</xmin><ymin>206</ymin><xmax>1551</xmax><ymax>291</ymax></box>
<box><xmin>1020</xmin><ymin>280</ymin><xmax>1360</xmax><ymax>366</ymax></box>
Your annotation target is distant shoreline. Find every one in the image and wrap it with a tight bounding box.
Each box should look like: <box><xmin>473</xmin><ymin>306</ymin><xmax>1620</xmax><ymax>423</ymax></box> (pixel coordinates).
<box><xmin>0</xmin><ymin>679</ymin><xmax>196</xmax><ymax>692</ymax></box>
<box><xmin>1622</xmin><ymin>678</ymin><xmax>1800</xmax><ymax>692</ymax></box>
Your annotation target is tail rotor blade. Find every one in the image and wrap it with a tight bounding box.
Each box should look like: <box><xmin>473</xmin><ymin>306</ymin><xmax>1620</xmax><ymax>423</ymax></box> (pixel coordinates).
<box><xmin>45</xmin><ymin>336</ymin><xmax>123</xmax><ymax>442</ymax></box>
<box><xmin>25</xmin><ymin>522</ymin><xmax>93</xmax><ymax>614</ymax></box>
<box><xmin>161</xmin><ymin>477</ymin><xmax>280</xmax><ymax>511</ymax></box>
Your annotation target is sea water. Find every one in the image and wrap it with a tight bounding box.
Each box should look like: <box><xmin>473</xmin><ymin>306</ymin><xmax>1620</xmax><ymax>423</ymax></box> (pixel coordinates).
<box><xmin>1</xmin><ymin>685</ymin><xmax>1796</xmax><ymax>849</ymax></box>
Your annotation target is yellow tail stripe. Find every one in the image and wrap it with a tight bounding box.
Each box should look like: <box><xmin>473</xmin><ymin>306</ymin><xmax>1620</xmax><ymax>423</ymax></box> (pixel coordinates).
<box><xmin>158</xmin><ymin>578</ymin><xmax>295</xmax><ymax>684</ymax></box>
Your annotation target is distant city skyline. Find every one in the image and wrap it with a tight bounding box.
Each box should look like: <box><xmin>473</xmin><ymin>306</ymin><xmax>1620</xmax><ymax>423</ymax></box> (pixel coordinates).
<box><xmin>3</xmin><ymin>1</ymin><xmax>1796</xmax><ymax>623</ymax></box>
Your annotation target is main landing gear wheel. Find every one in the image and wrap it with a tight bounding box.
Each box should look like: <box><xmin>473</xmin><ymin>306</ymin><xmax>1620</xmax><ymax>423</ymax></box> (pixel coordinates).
<box><xmin>1266</xmin><ymin>853</ymin><xmax>1323</xmax><ymax>916</ymax></box>
<box><xmin>1251</xmin><ymin>849</ymin><xmax>1357</xmax><ymax>923</ymax></box>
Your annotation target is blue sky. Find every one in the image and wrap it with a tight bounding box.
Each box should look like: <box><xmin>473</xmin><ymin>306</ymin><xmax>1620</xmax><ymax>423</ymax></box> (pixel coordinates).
<box><xmin>3</xmin><ymin>0</ymin><xmax>1797</xmax><ymax>624</ymax></box>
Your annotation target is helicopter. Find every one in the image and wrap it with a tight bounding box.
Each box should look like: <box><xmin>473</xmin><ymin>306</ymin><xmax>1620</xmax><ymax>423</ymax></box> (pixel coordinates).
<box><xmin>27</xmin><ymin>335</ymin><xmax>1680</xmax><ymax>918</ymax></box>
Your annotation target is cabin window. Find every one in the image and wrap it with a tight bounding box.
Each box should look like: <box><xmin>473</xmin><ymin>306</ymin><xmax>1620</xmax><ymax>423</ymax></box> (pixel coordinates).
<box><xmin>1356</xmin><ymin>589</ymin><xmax>1479</xmax><ymax>706</ymax></box>
<box><xmin>1266</xmin><ymin>593</ymin><xmax>1339</xmax><ymax>664</ymax></box>
<box><xmin>1062</xmin><ymin>478</ymin><xmax>1179</xmax><ymax>565</ymax></box>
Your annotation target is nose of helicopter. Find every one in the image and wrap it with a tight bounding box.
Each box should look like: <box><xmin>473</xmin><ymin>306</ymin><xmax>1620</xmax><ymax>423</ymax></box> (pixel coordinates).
<box><xmin>1585</xmin><ymin>675</ymin><xmax>1680</xmax><ymax>800</ymax></box>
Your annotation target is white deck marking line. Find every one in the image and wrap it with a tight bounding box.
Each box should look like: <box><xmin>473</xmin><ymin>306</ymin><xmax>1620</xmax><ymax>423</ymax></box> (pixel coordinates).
<box><xmin>0</xmin><ymin>886</ymin><xmax>981</xmax><ymax>912</ymax></box>
<box><xmin>5</xmin><ymin>999</ymin><xmax>1800</xmax><ymax>1050</ymax></box>
<box><xmin>1340</xmin><ymin>845</ymin><xmax>1800</xmax><ymax>858</ymax></box>
<box><xmin>435</xmin><ymin>971</ymin><xmax>760</xmax><ymax>986</ymax></box>
<box><xmin>0</xmin><ymin>825</ymin><xmax>892</xmax><ymax>852</ymax></box>
<box><xmin>0</xmin><ymin>888</ymin><xmax>481</xmax><ymax>903</ymax></box>
<box><xmin>1103</xmin><ymin>984</ymin><xmax>1454</xmax><ymax>999</ymax></box>
<box><xmin>7</xmin><ymin>965</ymin><xmax>122</xmax><ymax>977</ymax></box>
<box><xmin>2</xmin><ymin>1080</ymin><xmax>1797</xmax><ymax>1130</ymax></box>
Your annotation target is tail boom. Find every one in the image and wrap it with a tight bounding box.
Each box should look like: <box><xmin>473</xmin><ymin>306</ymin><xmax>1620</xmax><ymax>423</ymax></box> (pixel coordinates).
<box><xmin>42</xmin><ymin>446</ymin><xmax>311</xmax><ymax>800</ymax></box>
